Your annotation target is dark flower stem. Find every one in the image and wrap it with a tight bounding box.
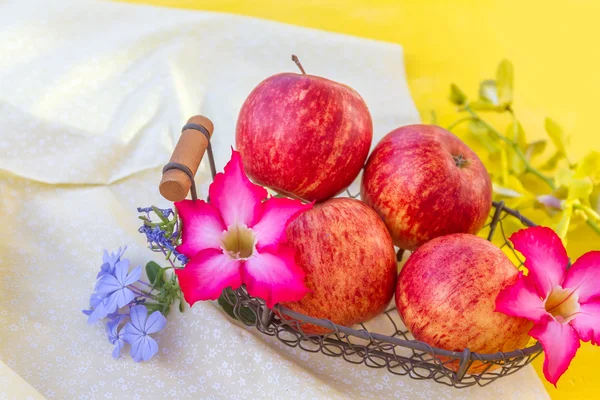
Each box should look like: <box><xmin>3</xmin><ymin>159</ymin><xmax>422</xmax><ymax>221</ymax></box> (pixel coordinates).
<box><xmin>161</xmin><ymin>248</ymin><xmax>177</xmax><ymax>269</ymax></box>
<box><xmin>130</xmin><ymin>287</ymin><xmax>154</xmax><ymax>300</ymax></box>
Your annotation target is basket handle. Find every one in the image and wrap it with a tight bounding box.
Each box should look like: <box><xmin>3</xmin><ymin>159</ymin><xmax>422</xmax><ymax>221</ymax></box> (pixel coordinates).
<box><xmin>159</xmin><ymin>115</ymin><xmax>215</xmax><ymax>202</ymax></box>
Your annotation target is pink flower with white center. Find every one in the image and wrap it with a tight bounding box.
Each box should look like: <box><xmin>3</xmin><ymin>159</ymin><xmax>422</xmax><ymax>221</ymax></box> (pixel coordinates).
<box><xmin>174</xmin><ymin>150</ymin><xmax>312</xmax><ymax>309</ymax></box>
<box><xmin>495</xmin><ymin>226</ymin><xmax>600</xmax><ymax>386</ymax></box>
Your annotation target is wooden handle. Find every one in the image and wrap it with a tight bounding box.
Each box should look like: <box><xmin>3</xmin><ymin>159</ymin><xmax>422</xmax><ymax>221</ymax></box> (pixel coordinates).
<box><xmin>159</xmin><ymin>115</ymin><xmax>214</xmax><ymax>202</ymax></box>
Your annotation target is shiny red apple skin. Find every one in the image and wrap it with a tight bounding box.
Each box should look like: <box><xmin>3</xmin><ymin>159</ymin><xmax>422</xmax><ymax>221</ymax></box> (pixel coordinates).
<box><xmin>396</xmin><ymin>234</ymin><xmax>532</xmax><ymax>373</ymax></box>
<box><xmin>361</xmin><ymin>124</ymin><xmax>492</xmax><ymax>250</ymax></box>
<box><xmin>281</xmin><ymin>198</ymin><xmax>397</xmax><ymax>334</ymax></box>
<box><xmin>236</xmin><ymin>73</ymin><xmax>372</xmax><ymax>202</ymax></box>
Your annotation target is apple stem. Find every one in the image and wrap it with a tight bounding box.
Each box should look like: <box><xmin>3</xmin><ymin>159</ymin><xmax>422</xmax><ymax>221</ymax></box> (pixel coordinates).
<box><xmin>291</xmin><ymin>55</ymin><xmax>306</xmax><ymax>75</ymax></box>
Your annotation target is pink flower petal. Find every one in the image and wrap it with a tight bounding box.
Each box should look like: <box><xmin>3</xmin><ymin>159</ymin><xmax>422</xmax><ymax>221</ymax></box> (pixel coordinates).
<box><xmin>530</xmin><ymin>317</ymin><xmax>580</xmax><ymax>387</ymax></box>
<box><xmin>252</xmin><ymin>197</ymin><xmax>313</xmax><ymax>251</ymax></box>
<box><xmin>495</xmin><ymin>272</ymin><xmax>547</xmax><ymax>323</ymax></box>
<box><xmin>175</xmin><ymin>200</ymin><xmax>226</xmax><ymax>258</ymax></box>
<box><xmin>175</xmin><ymin>248</ymin><xmax>242</xmax><ymax>306</ymax></box>
<box><xmin>209</xmin><ymin>149</ymin><xmax>267</xmax><ymax>227</ymax></box>
<box><xmin>510</xmin><ymin>226</ymin><xmax>568</xmax><ymax>298</ymax></box>
<box><xmin>563</xmin><ymin>251</ymin><xmax>600</xmax><ymax>304</ymax></box>
<box><xmin>241</xmin><ymin>246</ymin><xmax>309</xmax><ymax>309</ymax></box>
<box><xmin>570</xmin><ymin>301</ymin><xmax>600</xmax><ymax>345</ymax></box>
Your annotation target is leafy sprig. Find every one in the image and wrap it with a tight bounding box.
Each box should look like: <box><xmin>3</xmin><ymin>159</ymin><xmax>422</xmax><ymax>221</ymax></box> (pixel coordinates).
<box><xmin>447</xmin><ymin>60</ymin><xmax>600</xmax><ymax>242</ymax></box>
<box><xmin>138</xmin><ymin>206</ymin><xmax>187</xmax><ymax>265</ymax></box>
<box><xmin>144</xmin><ymin>261</ymin><xmax>184</xmax><ymax>316</ymax></box>
<box><xmin>137</xmin><ymin>205</ymin><xmax>253</xmax><ymax>321</ymax></box>
<box><xmin>137</xmin><ymin>207</ymin><xmax>187</xmax><ymax>315</ymax></box>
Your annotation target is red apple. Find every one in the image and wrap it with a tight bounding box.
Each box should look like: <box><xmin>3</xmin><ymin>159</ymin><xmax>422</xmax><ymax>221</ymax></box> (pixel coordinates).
<box><xmin>281</xmin><ymin>198</ymin><xmax>397</xmax><ymax>334</ymax></box>
<box><xmin>396</xmin><ymin>234</ymin><xmax>532</xmax><ymax>373</ymax></box>
<box><xmin>236</xmin><ymin>58</ymin><xmax>372</xmax><ymax>202</ymax></box>
<box><xmin>361</xmin><ymin>124</ymin><xmax>492</xmax><ymax>250</ymax></box>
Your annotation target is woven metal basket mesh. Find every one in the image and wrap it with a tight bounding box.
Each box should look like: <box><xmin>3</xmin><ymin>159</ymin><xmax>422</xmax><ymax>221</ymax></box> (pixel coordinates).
<box><xmin>219</xmin><ymin>200</ymin><xmax>543</xmax><ymax>389</ymax></box>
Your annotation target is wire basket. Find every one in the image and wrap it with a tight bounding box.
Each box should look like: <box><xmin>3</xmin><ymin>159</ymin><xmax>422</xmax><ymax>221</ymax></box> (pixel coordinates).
<box><xmin>219</xmin><ymin>201</ymin><xmax>542</xmax><ymax>388</ymax></box>
<box><xmin>165</xmin><ymin>120</ymin><xmax>543</xmax><ymax>389</ymax></box>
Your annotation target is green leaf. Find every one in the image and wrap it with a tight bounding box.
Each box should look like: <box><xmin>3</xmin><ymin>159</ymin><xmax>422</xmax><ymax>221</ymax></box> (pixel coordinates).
<box><xmin>576</xmin><ymin>203</ymin><xmax>600</xmax><ymax>221</ymax></box>
<box><xmin>430</xmin><ymin>110</ymin><xmax>438</xmax><ymax>125</ymax></box>
<box><xmin>468</xmin><ymin>120</ymin><xmax>501</xmax><ymax>153</ymax></box>
<box><xmin>506</xmin><ymin>120</ymin><xmax>527</xmax><ymax>150</ymax></box>
<box><xmin>555</xmin><ymin>168</ymin><xmax>575</xmax><ymax>188</ymax></box>
<box><xmin>492</xmin><ymin>175</ymin><xmax>535</xmax><ymax>209</ymax></box>
<box><xmin>496</xmin><ymin>59</ymin><xmax>514</xmax><ymax>106</ymax></box>
<box><xmin>504</xmin><ymin>121</ymin><xmax>527</xmax><ymax>175</ymax></box>
<box><xmin>478</xmin><ymin>79</ymin><xmax>499</xmax><ymax>105</ymax></box>
<box><xmin>493</xmin><ymin>176</ymin><xmax>531</xmax><ymax>198</ymax></box>
<box><xmin>218</xmin><ymin>293</ymin><xmax>238</xmax><ymax>320</ymax></box>
<box><xmin>500</xmin><ymin>147</ymin><xmax>509</xmax><ymax>184</ymax></box>
<box><xmin>556</xmin><ymin>206</ymin><xmax>573</xmax><ymax>241</ymax></box>
<box><xmin>161</xmin><ymin>304</ymin><xmax>171</xmax><ymax>317</ymax></box>
<box><xmin>152</xmin><ymin>205</ymin><xmax>169</xmax><ymax>223</ymax></box>
<box><xmin>544</xmin><ymin>118</ymin><xmax>568</xmax><ymax>156</ymax></box>
<box><xmin>217</xmin><ymin>288</ymin><xmax>257</xmax><ymax>324</ymax></box>
<box><xmin>525</xmin><ymin>140</ymin><xmax>547</xmax><ymax>161</ymax></box>
<box><xmin>238</xmin><ymin>306</ymin><xmax>257</xmax><ymax>324</ymax></box>
<box><xmin>507</xmin><ymin>150</ymin><xmax>525</xmax><ymax>175</ymax></box>
<box><xmin>145</xmin><ymin>261</ymin><xmax>164</xmax><ymax>287</ymax></box>
<box><xmin>145</xmin><ymin>303</ymin><xmax>160</xmax><ymax>312</ymax></box>
<box><xmin>574</xmin><ymin>151</ymin><xmax>600</xmax><ymax>184</ymax></box>
<box><xmin>493</xmin><ymin>183</ymin><xmax>524</xmax><ymax>198</ymax></box>
<box><xmin>449</xmin><ymin>84</ymin><xmax>467</xmax><ymax>105</ymax></box>
<box><xmin>470</xmin><ymin>101</ymin><xmax>503</xmax><ymax>111</ymax></box>
<box><xmin>540</xmin><ymin>151</ymin><xmax>564</xmax><ymax>171</ymax></box>
<box><xmin>469</xmin><ymin>119</ymin><xmax>487</xmax><ymax>135</ymax></box>
<box><xmin>566</xmin><ymin>178</ymin><xmax>593</xmax><ymax>204</ymax></box>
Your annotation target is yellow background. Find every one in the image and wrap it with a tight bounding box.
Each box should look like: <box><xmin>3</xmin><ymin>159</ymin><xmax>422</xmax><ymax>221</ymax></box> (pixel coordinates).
<box><xmin>118</xmin><ymin>1</ymin><xmax>599</xmax><ymax>398</ymax></box>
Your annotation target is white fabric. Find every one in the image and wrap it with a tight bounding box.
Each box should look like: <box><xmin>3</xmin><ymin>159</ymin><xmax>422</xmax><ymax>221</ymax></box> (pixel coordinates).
<box><xmin>0</xmin><ymin>0</ymin><xmax>547</xmax><ymax>398</ymax></box>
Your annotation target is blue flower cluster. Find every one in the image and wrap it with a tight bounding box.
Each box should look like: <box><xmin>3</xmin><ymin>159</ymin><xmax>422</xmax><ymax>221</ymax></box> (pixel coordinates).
<box><xmin>137</xmin><ymin>207</ymin><xmax>188</xmax><ymax>265</ymax></box>
<box><xmin>83</xmin><ymin>248</ymin><xmax>167</xmax><ymax>362</ymax></box>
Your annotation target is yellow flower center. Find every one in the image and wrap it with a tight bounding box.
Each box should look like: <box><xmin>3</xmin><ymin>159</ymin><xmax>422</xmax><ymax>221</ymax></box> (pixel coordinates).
<box><xmin>221</xmin><ymin>224</ymin><xmax>256</xmax><ymax>260</ymax></box>
<box><xmin>545</xmin><ymin>286</ymin><xmax>580</xmax><ymax>323</ymax></box>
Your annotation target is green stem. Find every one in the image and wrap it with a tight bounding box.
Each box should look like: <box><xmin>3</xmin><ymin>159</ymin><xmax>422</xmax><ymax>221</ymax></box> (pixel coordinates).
<box><xmin>586</xmin><ymin>219</ymin><xmax>600</xmax><ymax>235</ymax></box>
<box><xmin>573</xmin><ymin>203</ymin><xmax>600</xmax><ymax>235</ymax></box>
<box><xmin>447</xmin><ymin>116</ymin><xmax>477</xmax><ymax>131</ymax></box>
<box><xmin>152</xmin><ymin>206</ymin><xmax>170</xmax><ymax>223</ymax></box>
<box><xmin>463</xmin><ymin>106</ymin><xmax>556</xmax><ymax>190</ymax></box>
<box><xmin>573</xmin><ymin>203</ymin><xmax>600</xmax><ymax>220</ymax></box>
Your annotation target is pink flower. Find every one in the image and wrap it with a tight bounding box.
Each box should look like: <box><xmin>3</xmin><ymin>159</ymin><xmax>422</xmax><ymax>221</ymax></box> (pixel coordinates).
<box><xmin>174</xmin><ymin>150</ymin><xmax>312</xmax><ymax>309</ymax></box>
<box><xmin>496</xmin><ymin>226</ymin><xmax>600</xmax><ymax>386</ymax></box>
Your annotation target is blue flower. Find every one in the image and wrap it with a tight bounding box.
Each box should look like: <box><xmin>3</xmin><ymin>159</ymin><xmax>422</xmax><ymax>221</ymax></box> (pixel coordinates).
<box><xmin>87</xmin><ymin>259</ymin><xmax>142</xmax><ymax>324</ymax></box>
<box><xmin>138</xmin><ymin>225</ymin><xmax>188</xmax><ymax>264</ymax></box>
<box><xmin>137</xmin><ymin>207</ymin><xmax>188</xmax><ymax>264</ymax></box>
<box><xmin>97</xmin><ymin>247</ymin><xmax>126</xmax><ymax>279</ymax></box>
<box><xmin>106</xmin><ymin>316</ymin><xmax>126</xmax><ymax>359</ymax></box>
<box><xmin>121</xmin><ymin>305</ymin><xmax>166</xmax><ymax>362</ymax></box>
<box><xmin>82</xmin><ymin>292</ymin><xmax>104</xmax><ymax>317</ymax></box>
